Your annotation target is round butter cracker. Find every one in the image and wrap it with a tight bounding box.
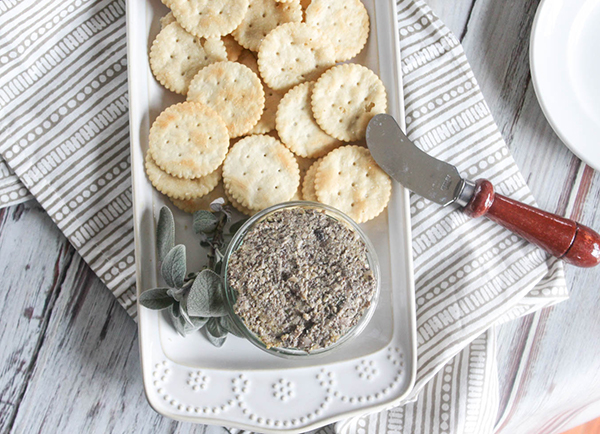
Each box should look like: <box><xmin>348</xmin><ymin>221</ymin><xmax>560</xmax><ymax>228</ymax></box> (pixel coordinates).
<box><xmin>232</xmin><ymin>0</ymin><xmax>302</xmax><ymax>52</ymax></box>
<box><xmin>187</xmin><ymin>61</ymin><xmax>265</xmax><ymax>138</ymax></box>
<box><xmin>276</xmin><ymin>81</ymin><xmax>342</xmax><ymax>158</ymax></box>
<box><xmin>150</xmin><ymin>22</ymin><xmax>227</xmax><ymax>95</ymax></box>
<box><xmin>170</xmin><ymin>0</ymin><xmax>249</xmax><ymax>38</ymax></box>
<box><xmin>257</xmin><ymin>22</ymin><xmax>335</xmax><ymax>91</ymax></box>
<box><xmin>301</xmin><ymin>157</ymin><xmax>322</xmax><ymax>201</ymax></box>
<box><xmin>311</xmin><ymin>63</ymin><xmax>387</xmax><ymax>142</ymax></box>
<box><xmin>224</xmin><ymin>185</ymin><xmax>257</xmax><ymax>216</ymax></box>
<box><xmin>171</xmin><ymin>182</ymin><xmax>228</xmax><ymax>213</ymax></box>
<box><xmin>145</xmin><ymin>152</ymin><xmax>220</xmax><ymax>199</ymax></box>
<box><xmin>160</xmin><ymin>12</ymin><xmax>177</xmax><ymax>29</ymax></box>
<box><xmin>314</xmin><ymin>146</ymin><xmax>391</xmax><ymax>223</ymax></box>
<box><xmin>305</xmin><ymin>0</ymin><xmax>369</xmax><ymax>62</ymax></box>
<box><xmin>223</xmin><ymin>135</ymin><xmax>300</xmax><ymax>210</ymax></box>
<box><xmin>149</xmin><ymin>102</ymin><xmax>229</xmax><ymax>179</ymax></box>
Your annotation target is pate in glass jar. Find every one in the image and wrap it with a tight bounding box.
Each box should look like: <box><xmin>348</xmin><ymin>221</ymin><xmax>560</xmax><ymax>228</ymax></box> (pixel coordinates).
<box><xmin>222</xmin><ymin>201</ymin><xmax>380</xmax><ymax>358</ymax></box>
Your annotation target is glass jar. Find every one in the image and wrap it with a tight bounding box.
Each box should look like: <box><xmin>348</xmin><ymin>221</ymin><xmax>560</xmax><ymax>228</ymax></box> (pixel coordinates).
<box><xmin>221</xmin><ymin>201</ymin><xmax>380</xmax><ymax>358</ymax></box>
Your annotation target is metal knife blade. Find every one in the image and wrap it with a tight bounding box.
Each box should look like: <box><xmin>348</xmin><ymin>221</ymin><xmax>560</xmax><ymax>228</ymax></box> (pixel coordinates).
<box><xmin>366</xmin><ymin>114</ymin><xmax>473</xmax><ymax>206</ymax></box>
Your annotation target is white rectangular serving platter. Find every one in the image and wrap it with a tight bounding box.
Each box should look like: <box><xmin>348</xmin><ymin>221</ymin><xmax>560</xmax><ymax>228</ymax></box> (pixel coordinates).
<box><xmin>126</xmin><ymin>0</ymin><xmax>417</xmax><ymax>432</ymax></box>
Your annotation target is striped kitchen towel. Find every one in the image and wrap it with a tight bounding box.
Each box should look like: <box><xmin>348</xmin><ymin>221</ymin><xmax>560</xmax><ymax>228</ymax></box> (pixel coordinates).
<box><xmin>0</xmin><ymin>0</ymin><xmax>137</xmax><ymax>316</ymax></box>
<box><xmin>0</xmin><ymin>0</ymin><xmax>568</xmax><ymax>433</ymax></box>
<box><xmin>0</xmin><ymin>156</ymin><xmax>32</xmax><ymax>207</ymax></box>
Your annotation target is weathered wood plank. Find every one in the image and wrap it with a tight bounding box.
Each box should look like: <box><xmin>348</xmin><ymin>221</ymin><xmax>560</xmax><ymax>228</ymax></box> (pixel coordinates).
<box><xmin>506</xmin><ymin>84</ymin><xmax>581</xmax><ymax>212</ymax></box>
<box><xmin>495</xmin><ymin>260</ymin><xmax>600</xmax><ymax>433</ymax></box>
<box><xmin>7</xmin><ymin>251</ymin><xmax>216</xmax><ymax>433</ymax></box>
<box><xmin>460</xmin><ymin>0</ymin><xmax>541</xmax><ymax>142</ymax></box>
<box><xmin>0</xmin><ymin>201</ymin><xmax>75</xmax><ymax>433</ymax></box>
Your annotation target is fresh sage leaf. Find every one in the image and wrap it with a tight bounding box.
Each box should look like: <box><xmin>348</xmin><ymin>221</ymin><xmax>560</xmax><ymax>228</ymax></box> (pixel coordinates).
<box><xmin>171</xmin><ymin>311</ymin><xmax>187</xmax><ymax>336</ymax></box>
<box><xmin>229</xmin><ymin>218</ymin><xmax>248</xmax><ymax>234</ymax></box>
<box><xmin>138</xmin><ymin>287</ymin><xmax>174</xmax><ymax>310</ymax></box>
<box><xmin>220</xmin><ymin>315</ymin><xmax>244</xmax><ymax>338</ymax></box>
<box><xmin>193</xmin><ymin>210</ymin><xmax>219</xmax><ymax>234</ymax></box>
<box><xmin>179</xmin><ymin>297</ymin><xmax>209</xmax><ymax>330</ymax></box>
<box><xmin>170</xmin><ymin>300</ymin><xmax>207</xmax><ymax>336</ymax></box>
<box><xmin>208</xmin><ymin>316</ymin><xmax>228</xmax><ymax>337</ymax></box>
<box><xmin>206</xmin><ymin>317</ymin><xmax>227</xmax><ymax>347</ymax></box>
<box><xmin>156</xmin><ymin>206</ymin><xmax>175</xmax><ymax>263</ymax></box>
<box><xmin>170</xmin><ymin>301</ymin><xmax>181</xmax><ymax>318</ymax></box>
<box><xmin>161</xmin><ymin>245</ymin><xmax>186</xmax><ymax>288</ymax></box>
<box><xmin>187</xmin><ymin>269</ymin><xmax>227</xmax><ymax>317</ymax></box>
<box><xmin>180</xmin><ymin>315</ymin><xmax>208</xmax><ymax>335</ymax></box>
<box><xmin>167</xmin><ymin>287</ymin><xmax>185</xmax><ymax>302</ymax></box>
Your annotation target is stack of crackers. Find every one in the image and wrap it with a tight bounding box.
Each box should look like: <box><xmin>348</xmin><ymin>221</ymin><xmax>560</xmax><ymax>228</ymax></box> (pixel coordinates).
<box><xmin>145</xmin><ymin>0</ymin><xmax>392</xmax><ymax>224</ymax></box>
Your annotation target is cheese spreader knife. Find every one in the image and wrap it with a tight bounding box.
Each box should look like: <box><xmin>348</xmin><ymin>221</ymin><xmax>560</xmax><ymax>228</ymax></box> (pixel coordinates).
<box><xmin>366</xmin><ymin>114</ymin><xmax>600</xmax><ymax>267</ymax></box>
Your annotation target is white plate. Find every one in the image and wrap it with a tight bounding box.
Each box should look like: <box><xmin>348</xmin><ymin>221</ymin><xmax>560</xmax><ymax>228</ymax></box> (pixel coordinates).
<box><xmin>531</xmin><ymin>0</ymin><xmax>600</xmax><ymax>170</ymax></box>
<box><xmin>126</xmin><ymin>1</ymin><xmax>417</xmax><ymax>432</ymax></box>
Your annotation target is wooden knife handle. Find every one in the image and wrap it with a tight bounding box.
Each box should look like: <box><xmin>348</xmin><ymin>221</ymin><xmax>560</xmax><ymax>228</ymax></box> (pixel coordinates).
<box><xmin>463</xmin><ymin>179</ymin><xmax>600</xmax><ymax>267</ymax></box>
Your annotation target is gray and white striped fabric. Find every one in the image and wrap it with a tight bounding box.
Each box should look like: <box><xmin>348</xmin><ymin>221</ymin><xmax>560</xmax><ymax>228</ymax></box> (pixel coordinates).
<box><xmin>0</xmin><ymin>0</ymin><xmax>137</xmax><ymax>316</ymax></box>
<box><xmin>0</xmin><ymin>0</ymin><xmax>568</xmax><ymax>432</ymax></box>
<box><xmin>0</xmin><ymin>156</ymin><xmax>32</xmax><ymax>206</ymax></box>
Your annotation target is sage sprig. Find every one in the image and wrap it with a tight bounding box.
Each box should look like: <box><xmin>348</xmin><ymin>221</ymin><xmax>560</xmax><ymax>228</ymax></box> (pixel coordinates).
<box><xmin>138</xmin><ymin>203</ymin><xmax>245</xmax><ymax>347</ymax></box>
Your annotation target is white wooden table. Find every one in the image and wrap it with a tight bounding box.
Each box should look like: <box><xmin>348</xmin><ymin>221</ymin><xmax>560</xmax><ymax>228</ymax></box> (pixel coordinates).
<box><xmin>2</xmin><ymin>1</ymin><xmax>600</xmax><ymax>432</ymax></box>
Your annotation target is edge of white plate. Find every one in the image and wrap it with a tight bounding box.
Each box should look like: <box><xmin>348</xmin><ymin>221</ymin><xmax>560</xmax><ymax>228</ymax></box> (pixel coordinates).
<box><xmin>530</xmin><ymin>0</ymin><xmax>600</xmax><ymax>171</ymax></box>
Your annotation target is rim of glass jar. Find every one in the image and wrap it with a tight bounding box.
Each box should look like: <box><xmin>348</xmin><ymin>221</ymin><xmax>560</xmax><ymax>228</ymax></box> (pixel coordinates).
<box><xmin>221</xmin><ymin>200</ymin><xmax>380</xmax><ymax>359</ymax></box>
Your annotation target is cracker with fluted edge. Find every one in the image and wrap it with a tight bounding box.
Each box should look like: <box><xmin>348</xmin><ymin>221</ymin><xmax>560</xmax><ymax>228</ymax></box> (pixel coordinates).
<box><xmin>305</xmin><ymin>0</ymin><xmax>369</xmax><ymax>62</ymax></box>
<box><xmin>149</xmin><ymin>23</ymin><xmax>227</xmax><ymax>95</ymax></box>
<box><xmin>223</xmin><ymin>135</ymin><xmax>300</xmax><ymax>210</ymax></box>
<box><xmin>291</xmin><ymin>155</ymin><xmax>313</xmax><ymax>200</ymax></box>
<box><xmin>187</xmin><ymin>61</ymin><xmax>265</xmax><ymax>138</ymax></box>
<box><xmin>311</xmin><ymin>63</ymin><xmax>387</xmax><ymax>142</ymax></box>
<box><xmin>257</xmin><ymin>22</ymin><xmax>335</xmax><ymax>91</ymax></box>
<box><xmin>160</xmin><ymin>12</ymin><xmax>177</xmax><ymax>29</ymax></box>
<box><xmin>171</xmin><ymin>182</ymin><xmax>228</xmax><ymax>213</ymax></box>
<box><xmin>170</xmin><ymin>0</ymin><xmax>249</xmax><ymax>38</ymax></box>
<box><xmin>301</xmin><ymin>157</ymin><xmax>322</xmax><ymax>201</ymax></box>
<box><xmin>232</xmin><ymin>0</ymin><xmax>302</xmax><ymax>52</ymax></box>
<box><xmin>276</xmin><ymin>81</ymin><xmax>342</xmax><ymax>158</ymax></box>
<box><xmin>145</xmin><ymin>152</ymin><xmax>220</xmax><ymax>199</ymax></box>
<box><xmin>224</xmin><ymin>185</ymin><xmax>257</xmax><ymax>216</ymax></box>
<box><xmin>149</xmin><ymin>102</ymin><xmax>229</xmax><ymax>179</ymax></box>
<box><xmin>314</xmin><ymin>146</ymin><xmax>390</xmax><ymax>223</ymax></box>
